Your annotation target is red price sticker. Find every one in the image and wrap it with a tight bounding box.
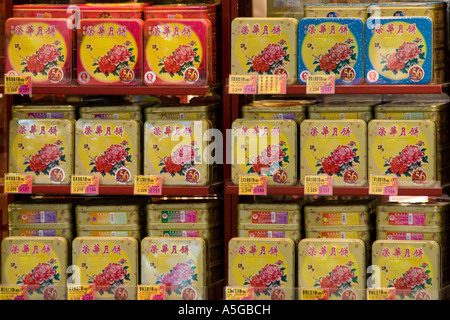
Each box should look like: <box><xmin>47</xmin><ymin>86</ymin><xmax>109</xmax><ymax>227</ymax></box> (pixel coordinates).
<box><xmin>306</xmin><ymin>75</ymin><xmax>335</xmax><ymax>94</ymax></box>
<box><xmin>369</xmin><ymin>175</ymin><xmax>398</xmax><ymax>196</ymax></box>
<box><xmin>4</xmin><ymin>174</ymin><xmax>32</xmax><ymax>194</ymax></box>
<box><xmin>71</xmin><ymin>175</ymin><xmax>99</xmax><ymax>195</ymax></box>
<box><xmin>134</xmin><ymin>175</ymin><xmax>162</xmax><ymax>195</ymax></box>
<box><xmin>304</xmin><ymin>176</ymin><xmax>333</xmax><ymax>195</ymax></box>
<box><xmin>239</xmin><ymin>176</ymin><xmax>267</xmax><ymax>195</ymax></box>
<box><xmin>4</xmin><ymin>75</ymin><xmax>32</xmax><ymax>95</ymax></box>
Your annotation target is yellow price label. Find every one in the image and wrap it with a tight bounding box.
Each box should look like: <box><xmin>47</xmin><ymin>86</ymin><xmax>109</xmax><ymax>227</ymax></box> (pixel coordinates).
<box><xmin>228</xmin><ymin>75</ymin><xmax>257</xmax><ymax>94</ymax></box>
<box><xmin>134</xmin><ymin>175</ymin><xmax>162</xmax><ymax>195</ymax></box>
<box><xmin>369</xmin><ymin>175</ymin><xmax>398</xmax><ymax>196</ymax></box>
<box><xmin>306</xmin><ymin>75</ymin><xmax>335</xmax><ymax>94</ymax></box>
<box><xmin>239</xmin><ymin>176</ymin><xmax>267</xmax><ymax>195</ymax></box>
<box><xmin>304</xmin><ymin>175</ymin><xmax>333</xmax><ymax>195</ymax></box>
<box><xmin>257</xmin><ymin>75</ymin><xmax>287</xmax><ymax>94</ymax></box>
<box><xmin>71</xmin><ymin>175</ymin><xmax>99</xmax><ymax>195</ymax></box>
<box><xmin>225</xmin><ymin>287</ymin><xmax>254</xmax><ymax>300</ymax></box>
<box><xmin>367</xmin><ymin>288</ymin><xmax>395</xmax><ymax>300</ymax></box>
<box><xmin>4</xmin><ymin>174</ymin><xmax>32</xmax><ymax>194</ymax></box>
<box><xmin>0</xmin><ymin>286</ymin><xmax>27</xmax><ymax>300</ymax></box>
<box><xmin>4</xmin><ymin>75</ymin><xmax>32</xmax><ymax>95</ymax></box>
<box><xmin>67</xmin><ymin>285</ymin><xmax>95</xmax><ymax>300</ymax></box>
<box><xmin>301</xmin><ymin>289</ymin><xmax>329</xmax><ymax>300</ymax></box>
<box><xmin>138</xmin><ymin>285</ymin><xmax>165</xmax><ymax>300</ymax></box>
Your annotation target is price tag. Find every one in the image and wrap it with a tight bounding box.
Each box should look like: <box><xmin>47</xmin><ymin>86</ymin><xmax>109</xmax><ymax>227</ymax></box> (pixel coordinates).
<box><xmin>306</xmin><ymin>75</ymin><xmax>335</xmax><ymax>94</ymax></box>
<box><xmin>228</xmin><ymin>75</ymin><xmax>257</xmax><ymax>94</ymax></box>
<box><xmin>134</xmin><ymin>175</ymin><xmax>162</xmax><ymax>195</ymax></box>
<box><xmin>369</xmin><ymin>175</ymin><xmax>398</xmax><ymax>196</ymax></box>
<box><xmin>300</xmin><ymin>289</ymin><xmax>329</xmax><ymax>300</ymax></box>
<box><xmin>67</xmin><ymin>284</ymin><xmax>95</xmax><ymax>300</ymax></box>
<box><xmin>0</xmin><ymin>286</ymin><xmax>27</xmax><ymax>300</ymax></box>
<box><xmin>4</xmin><ymin>174</ymin><xmax>32</xmax><ymax>194</ymax></box>
<box><xmin>367</xmin><ymin>288</ymin><xmax>395</xmax><ymax>300</ymax></box>
<box><xmin>138</xmin><ymin>285</ymin><xmax>165</xmax><ymax>300</ymax></box>
<box><xmin>257</xmin><ymin>75</ymin><xmax>287</xmax><ymax>94</ymax></box>
<box><xmin>239</xmin><ymin>176</ymin><xmax>267</xmax><ymax>195</ymax></box>
<box><xmin>71</xmin><ymin>175</ymin><xmax>99</xmax><ymax>195</ymax></box>
<box><xmin>304</xmin><ymin>176</ymin><xmax>333</xmax><ymax>195</ymax></box>
<box><xmin>4</xmin><ymin>75</ymin><xmax>32</xmax><ymax>95</ymax></box>
<box><xmin>225</xmin><ymin>287</ymin><xmax>254</xmax><ymax>300</ymax></box>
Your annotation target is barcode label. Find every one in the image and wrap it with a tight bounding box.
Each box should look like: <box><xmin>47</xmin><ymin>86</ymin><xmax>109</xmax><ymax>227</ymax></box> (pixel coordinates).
<box><xmin>181</xmin><ymin>211</ymin><xmax>185</xmax><ymax>223</ymax></box>
<box><xmin>341</xmin><ymin>232</ymin><xmax>345</xmax><ymax>239</ymax></box>
<box><xmin>40</xmin><ymin>211</ymin><xmax>45</xmax><ymax>223</ymax></box>
<box><xmin>340</xmin><ymin>113</ymin><xmax>345</xmax><ymax>119</ymax></box>
<box><xmin>274</xmin><ymin>0</ymin><xmax>300</xmax><ymax>7</ymax></box>
<box><xmin>409</xmin><ymin>213</ymin><xmax>413</xmax><ymax>225</ymax></box>
<box><xmin>39</xmin><ymin>230</ymin><xmax>44</xmax><ymax>237</ymax></box>
<box><xmin>180</xmin><ymin>113</ymin><xmax>185</xmax><ymax>120</ymax></box>
<box><xmin>342</xmin><ymin>213</ymin><xmax>347</xmax><ymax>225</ymax></box>
<box><xmin>407</xmin><ymin>233</ymin><xmax>411</xmax><ymax>240</ymax></box>
<box><xmin>114</xmin><ymin>114</ymin><xmax>119</xmax><ymax>120</ymax></box>
<box><xmin>406</xmin><ymin>113</ymin><xmax>411</xmax><ymax>119</ymax></box>
<box><xmin>110</xmin><ymin>213</ymin><xmax>115</xmax><ymax>224</ymax></box>
<box><xmin>271</xmin><ymin>212</ymin><xmax>276</xmax><ymax>223</ymax></box>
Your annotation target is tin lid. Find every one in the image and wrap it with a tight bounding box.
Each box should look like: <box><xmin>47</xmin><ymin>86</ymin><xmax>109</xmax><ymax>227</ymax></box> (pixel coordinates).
<box><xmin>79</xmin><ymin>106</ymin><xmax>143</xmax><ymax>113</ymax></box>
<box><xmin>12</xmin><ymin>105</ymin><xmax>76</xmax><ymax>112</ymax></box>
<box><xmin>237</xmin><ymin>222</ymin><xmax>300</xmax><ymax>231</ymax></box>
<box><xmin>79</xmin><ymin>3</ymin><xmax>145</xmax><ymax>11</ymax></box>
<box><xmin>77</xmin><ymin>224</ymin><xmax>141</xmax><ymax>231</ymax></box>
<box><xmin>242</xmin><ymin>104</ymin><xmax>308</xmax><ymax>113</ymax></box>
<box><xmin>305</xmin><ymin>225</ymin><xmax>371</xmax><ymax>232</ymax></box>
<box><xmin>145</xmin><ymin>104</ymin><xmax>217</xmax><ymax>114</ymax></box>
<box><xmin>375</xmin><ymin>103</ymin><xmax>447</xmax><ymax>113</ymax></box>
<box><xmin>304</xmin><ymin>199</ymin><xmax>377</xmax><ymax>211</ymax></box>
<box><xmin>309</xmin><ymin>105</ymin><xmax>373</xmax><ymax>112</ymax></box>
<box><xmin>13</xmin><ymin>4</ymin><xmax>70</xmax><ymax>10</ymax></box>
<box><xmin>147</xmin><ymin>222</ymin><xmax>222</xmax><ymax>230</ymax></box>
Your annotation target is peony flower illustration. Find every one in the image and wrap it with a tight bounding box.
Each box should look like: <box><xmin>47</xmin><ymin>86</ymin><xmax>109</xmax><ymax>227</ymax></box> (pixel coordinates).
<box><xmin>98</xmin><ymin>55</ymin><xmax>116</xmax><ymax>74</ymax></box>
<box><xmin>159</xmin><ymin>142</ymin><xmax>201</xmax><ymax>178</ymax></box>
<box><xmin>29</xmin><ymin>154</ymin><xmax>47</xmax><ymax>173</ymax></box>
<box><xmin>321</xmin><ymin>155</ymin><xmax>341</xmax><ymax>175</ymax></box>
<box><xmin>90</xmin><ymin>143</ymin><xmax>131</xmax><ymax>177</ymax></box>
<box><xmin>400</xmin><ymin>145</ymin><xmax>424</xmax><ymax>167</ymax></box>
<box><xmin>249</xmin><ymin>274</ymin><xmax>267</xmax><ymax>294</ymax></box>
<box><xmin>88</xmin><ymin>261</ymin><xmax>131</xmax><ymax>295</ymax></box>
<box><xmin>252</xmin><ymin>54</ymin><xmax>271</xmax><ymax>73</ymax></box>
<box><xmin>163</xmin><ymin>156</ymin><xmax>183</xmax><ymax>175</ymax></box>
<box><xmin>319</xmin><ymin>275</ymin><xmax>338</xmax><ymax>294</ymax></box>
<box><xmin>156</xmin><ymin>261</ymin><xmax>198</xmax><ymax>296</ymax></box>
<box><xmin>259</xmin><ymin>264</ymin><xmax>284</xmax><ymax>285</ymax></box>
<box><xmin>388</xmin><ymin>265</ymin><xmax>432</xmax><ymax>299</ymax></box>
<box><xmin>94</xmin><ymin>154</ymin><xmax>113</xmax><ymax>174</ymax></box>
<box><xmin>158</xmin><ymin>44</ymin><xmax>200</xmax><ymax>78</ymax></box>
<box><xmin>403</xmin><ymin>267</ymin><xmax>429</xmax><ymax>288</ymax></box>
<box><xmin>93</xmin><ymin>42</ymin><xmax>135</xmax><ymax>78</ymax></box>
<box><xmin>386</xmin><ymin>53</ymin><xmax>405</xmax><ymax>72</ymax></box>
<box><xmin>243</xmin><ymin>263</ymin><xmax>287</xmax><ymax>297</ymax></box>
<box><xmin>102</xmin><ymin>263</ymin><xmax>127</xmax><ymax>284</ymax></box>
<box><xmin>329</xmin><ymin>42</ymin><xmax>353</xmax><ymax>63</ymax></box>
<box><xmin>316</xmin><ymin>141</ymin><xmax>359</xmax><ymax>178</ymax></box>
<box><xmin>36</xmin><ymin>44</ymin><xmax>61</xmax><ymax>65</ymax></box>
<box><xmin>381</xmin><ymin>39</ymin><xmax>425</xmax><ymax>75</ymax></box>
<box><xmin>105</xmin><ymin>144</ymin><xmax>128</xmax><ymax>165</ymax></box>
<box><xmin>319</xmin><ymin>53</ymin><xmax>337</xmax><ymax>73</ymax></box>
<box><xmin>246</xmin><ymin>142</ymin><xmax>289</xmax><ymax>178</ymax></box>
<box><xmin>17</xmin><ymin>260</ymin><xmax>60</xmax><ymax>296</ymax></box>
<box><xmin>260</xmin><ymin>145</ymin><xmax>286</xmax><ymax>166</ymax></box>
<box><xmin>173</xmin><ymin>45</ymin><xmax>196</xmax><ymax>65</ymax></box>
<box><xmin>246</xmin><ymin>40</ymin><xmax>290</xmax><ymax>75</ymax></box>
<box><xmin>313</xmin><ymin>42</ymin><xmax>356</xmax><ymax>75</ymax></box>
<box><xmin>24</xmin><ymin>142</ymin><xmax>66</xmax><ymax>176</ymax></box>
<box><xmin>262</xmin><ymin>43</ymin><xmax>286</xmax><ymax>65</ymax></box>
<box><xmin>329</xmin><ymin>265</ymin><xmax>354</xmax><ymax>287</ymax></box>
<box><xmin>172</xmin><ymin>145</ymin><xmax>195</xmax><ymax>165</ymax></box>
<box><xmin>163</xmin><ymin>55</ymin><xmax>181</xmax><ymax>74</ymax></box>
<box><xmin>26</xmin><ymin>54</ymin><xmax>45</xmax><ymax>74</ymax></box>
<box><xmin>21</xmin><ymin>42</ymin><xmax>65</xmax><ymax>77</ymax></box>
<box><xmin>314</xmin><ymin>261</ymin><xmax>358</xmax><ymax>298</ymax></box>
<box><xmin>39</xmin><ymin>144</ymin><xmax>62</xmax><ymax>165</ymax></box>
<box><xmin>108</xmin><ymin>45</ymin><xmax>132</xmax><ymax>65</ymax></box>
<box><xmin>93</xmin><ymin>273</ymin><xmax>109</xmax><ymax>293</ymax></box>
<box><xmin>331</xmin><ymin>145</ymin><xmax>356</xmax><ymax>167</ymax></box>
<box><xmin>170</xmin><ymin>263</ymin><xmax>195</xmax><ymax>285</ymax></box>
<box><xmin>384</xmin><ymin>142</ymin><xmax>428</xmax><ymax>178</ymax></box>
<box><xmin>397</xmin><ymin>42</ymin><xmax>421</xmax><ymax>63</ymax></box>
<box><xmin>389</xmin><ymin>155</ymin><xmax>408</xmax><ymax>175</ymax></box>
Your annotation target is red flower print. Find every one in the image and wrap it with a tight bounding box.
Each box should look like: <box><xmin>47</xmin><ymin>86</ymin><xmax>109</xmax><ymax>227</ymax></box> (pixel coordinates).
<box><xmin>95</xmin><ymin>154</ymin><xmax>113</xmax><ymax>174</ymax></box>
<box><xmin>279</xmin><ymin>39</ymin><xmax>286</xmax><ymax>45</ymax></box>
<box><xmin>262</xmin><ymin>43</ymin><xmax>286</xmax><ymax>65</ymax></box>
<box><xmin>386</xmin><ymin>53</ymin><xmax>405</xmax><ymax>72</ymax></box>
<box><xmin>397</xmin><ymin>42</ymin><xmax>421</xmax><ymax>63</ymax></box>
<box><xmin>252</xmin><ymin>54</ymin><xmax>270</xmax><ymax>73</ymax></box>
<box><xmin>400</xmin><ymin>145</ymin><xmax>424</xmax><ymax>167</ymax></box>
<box><xmin>93</xmin><ymin>273</ymin><xmax>109</xmax><ymax>293</ymax></box>
<box><xmin>259</xmin><ymin>264</ymin><xmax>283</xmax><ymax>285</ymax></box>
<box><xmin>331</xmin><ymin>145</ymin><xmax>356</xmax><ymax>167</ymax></box>
<box><xmin>328</xmin><ymin>42</ymin><xmax>353</xmax><ymax>63</ymax></box>
<box><xmin>249</xmin><ymin>274</ymin><xmax>267</xmax><ymax>294</ymax></box>
<box><xmin>403</xmin><ymin>267</ymin><xmax>429</xmax><ymax>288</ymax></box>
<box><xmin>321</xmin><ymin>156</ymin><xmax>340</xmax><ymax>175</ymax></box>
<box><xmin>125</xmin><ymin>40</ymin><xmax>131</xmax><ymax>46</ymax></box>
<box><xmin>26</xmin><ymin>54</ymin><xmax>45</xmax><ymax>74</ymax></box>
<box><xmin>98</xmin><ymin>55</ymin><xmax>116</xmax><ymax>74</ymax></box>
<box><xmin>319</xmin><ymin>275</ymin><xmax>338</xmax><ymax>294</ymax></box>
<box><xmin>319</xmin><ymin>53</ymin><xmax>337</xmax><ymax>73</ymax></box>
<box><xmin>36</xmin><ymin>44</ymin><xmax>60</xmax><ymax>65</ymax></box>
<box><xmin>102</xmin><ymin>263</ymin><xmax>127</xmax><ymax>284</ymax></box>
<box><xmin>105</xmin><ymin>144</ymin><xmax>128</xmax><ymax>165</ymax></box>
<box><xmin>164</xmin><ymin>156</ymin><xmax>183</xmax><ymax>174</ymax></box>
<box><xmin>22</xmin><ymin>273</ymin><xmax>40</xmax><ymax>291</ymax></box>
<box><xmin>393</xmin><ymin>277</ymin><xmax>411</xmax><ymax>295</ymax></box>
<box><xmin>160</xmin><ymin>273</ymin><xmax>176</xmax><ymax>288</ymax></box>
<box><xmin>29</xmin><ymin>154</ymin><xmax>47</xmax><ymax>173</ymax></box>
<box><xmin>349</xmin><ymin>141</ymin><xmax>356</xmax><ymax>146</ymax></box>
<box><xmin>389</xmin><ymin>155</ymin><xmax>408</xmax><ymax>175</ymax></box>
<box><xmin>38</xmin><ymin>144</ymin><xmax>62</xmax><ymax>165</ymax></box>
<box><xmin>260</xmin><ymin>145</ymin><xmax>286</xmax><ymax>165</ymax></box>
<box><xmin>32</xmin><ymin>263</ymin><xmax>56</xmax><ymax>284</ymax></box>
<box><xmin>163</xmin><ymin>55</ymin><xmax>181</xmax><ymax>74</ymax></box>
<box><xmin>329</xmin><ymin>265</ymin><xmax>354</xmax><ymax>287</ymax></box>
<box><xmin>108</xmin><ymin>45</ymin><xmax>132</xmax><ymax>65</ymax></box>
<box><xmin>173</xmin><ymin>44</ymin><xmax>196</xmax><ymax>65</ymax></box>
<box><xmin>251</xmin><ymin>156</ymin><xmax>270</xmax><ymax>175</ymax></box>
<box><xmin>418</xmin><ymin>141</ymin><xmax>424</xmax><ymax>146</ymax></box>
<box><xmin>170</xmin><ymin>263</ymin><xmax>194</xmax><ymax>285</ymax></box>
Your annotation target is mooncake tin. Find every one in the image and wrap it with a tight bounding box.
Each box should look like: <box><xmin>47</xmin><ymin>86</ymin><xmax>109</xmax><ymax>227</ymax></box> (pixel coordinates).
<box><xmin>79</xmin><ymin>3</ymin><xmax>145</xmax><ymax>19</ymax></box>
<box><xmin>298</xmin><ymin>238</ymin><xmax>366</xmax><ymax>300</ymax></box>
<box><xmin>364</xmin><ymin>17</ymin><xmax>433</xmax><ymax>85</ymax></box>
<box><xmin>304</xmin><ymin>4</ymin><xmax>369</xmax><ymax>20</ymax></box>
<box><xmin>5</xmin><ymin>18</ymin><xmax>73</xmax><ymax>85</ymax></box>
<box><xmin>231</xmin><ymin>119</ymin><xmax>297</xmax><ymax>186</ymax></box>
<box><xmin>228</xmin><ymin>237</ymin><xmax>296</xmax><ymax>300</ymax></box>
<box><xmin>144</xmin><ymin>120</ymin><xmax>212</xmax><ymax>186</ymax></box>
<box><xmin>12</xmin><ymin>105</ymin><xmax>77</xmax><ymax>120</ymax></box>
<box><xmin>144</xmin><ymin>104</ymin><xmax>219</xmax><ymax>127</ymax></box>
<box><xmin>376</xmin><ymin>229</ymin><xmax>448</xmax><ymax>244</ymax></box>
<box><xmin>77</xmin><ymin>19</ymin><xmax>143</xmax><ymax>86</ymax></box>
<box><xmin>147</xmin><ymin>224</ymin><xmax>224</xmax><ymax>246</ymax></box>
<box><xmin>300</xmin><ymin>119</ymin><xmax>368</xmax><ymax>187</ymax></box>
<box><xmin>141</xmin><ymin>237</ymin><xmax>207</xmax><ymax>300</ymax></box>
<box><xmin>8</xmin><ymin>225</ymin><xmax>74</xmax><ymax>242</ymax></box>
<box><xmin>75</xmin><ymin>119</ymin><xmax>141</xmax><ymax>186</ymax></box>
<box><xmin>372</xmin><ymin>240</ymin><xmax>442</xmax><ymax>300</ymax></box>
<box><xmin>304</xmin><ymin>199</ymin><xmax>377</xmax><ymax>227</ymax></box>
<box><xmin>76</xmin><ymin>228</ymin><xmax>142</xmax><ymax>240</ymax></box>
<box><xmin>13</xmin><ymin>5</ymin><xmax>72</xmax><ymax>18</ymax></box>
<box><xmin>241</xmin><ymin>104</ymin><xmax>307</xmax><ymax>125</ymax></box>
<box><xmin>147</xmin><ymin>200</ymin><xmax>221</xmax><ymax>225</ymax></box>
<box><xmin>8</xmin><ymin>202</ymin><xmax>72</xmax><ymax>226</ymax></box>
<box><xmin>9</xmin><ymin>119</ymin><xmax>74</xmax><ymax>185</ymax></box>
<box><xmin>72</xmin><ymin>236</ymin><xmax>138</xmax><ymax>300</ymax></box>
<box><xmin>1</xmin><ymin>236</ymin><xmax>69</xmax><ymax>300</ymax></box>
<box><xmin>368</xmin><ymin>120</ymin><xmax>437</xmax><ymax>187</ymax></box>
<box><xmin>231</xmin><ymin>17</ymin><xmax>298</xmax><ymax>85</ymax></box>
<box><xmin>79</xmin><ymin>106</ymin><xmax>143</xmax><ymax>121</ymax></box>
<box><xmin>143</xmin><ymin>18</ymin><xmax>212</xmax><ymax>86</ymax></box>
<box><xmin>75</xmin><ymin>203</ymin><xmax>141</xmax><ymax>227</ymax></box>
<box><xmin>374</xmin><ymin>103</ymin><xmax>448</xmax><ymax>127</ymax></box>
<box><xmin>298</xmin><ymin>17</ymin><xmax>364</xmax><ymax>85</ymax></box>
<box><xmin>307</xmin><ymin>105</ymin><xmax>373</xmax><ymax>122</ymax></box>
<box><xmin>237</xmin><ymin>202</ymin><xmax>303</xmax><ymax>226</ymax></box>
<box><xmin>237</xmin><ymin>228</ymin><xmax>301</xmax><ymax>243</ymax></box>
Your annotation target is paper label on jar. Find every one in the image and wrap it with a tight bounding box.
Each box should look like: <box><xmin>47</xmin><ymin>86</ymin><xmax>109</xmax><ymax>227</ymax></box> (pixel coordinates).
<box><xmin>388</xmin><ymin>212</ymin><xmax>426</xmax><ymax>226</ymax></box>
<box><xmin>161</xmin><ymin>211</ymin><xmax>198</xmax><ymax>223</ymax></box>
<box><xmin>21</xmin><ymin>211</ymin><xmax>57</xmax><ymax>224</ymax></box>
<box><xmin>251</xmin><ymin>211</ymin><xmax>288</xmax><ymax>224</ymax></box>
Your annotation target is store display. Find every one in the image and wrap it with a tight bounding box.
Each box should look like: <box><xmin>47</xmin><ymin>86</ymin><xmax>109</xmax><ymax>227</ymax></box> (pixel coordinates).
<box><xmin>74</xmin><ymin>119</ymin><xmax>141</xmax><ymax>186</ymax></box>
<box><xmin>228</xmin><ymin>237</ymin><xmax>296</xmax><ymax>300</ymax></box>
<box><xmin>231</xmin><ymin>17</ymin><xmax>299</xmax><ymax>85</ymax></box>
<box><xmin>298</xmin><ymin>238</ymin><xmax>366</xmax><ymax>300</ymax></box>
<box><xmin>1</xmin><ymin>236</ymin><xmax>69</xmax><ymax>300</ymax></box>
<box><xmin>72</xmin><ymin>236</ymin><xmax>139</xmax><ymax>300</ymax></box>
<box><xmin>300</xmin><ymin>119</ymin><xmax>367</xmax><ymax>187</ymax></box>
<box><xmin>5</xmin><ymin>18</ymin><xmax>73</xmax><ymax>85</ymax></box>
<box><xmin>77</xmin><ymin>19</ymin><xmax>143</xmax><ymax>86</ymax></box>
<box><xmin>298</xmin><ymin>17</ymin><xmax>364</xmax><ymax>85</ymax></box>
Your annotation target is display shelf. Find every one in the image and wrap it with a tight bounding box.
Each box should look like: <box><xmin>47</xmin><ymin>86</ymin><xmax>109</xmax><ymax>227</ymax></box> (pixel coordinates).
<box><xmin>224</xmin><ymin>181</ymin><xmax>447</xmax><ymax>197</ymax></box>
<box><xmin>0</xmin><ymin>82</ymin><xmax>222</xmax><ymax>96</ymax></box>
<box><xmin>226</xmin><ymin>83</ymin><xmax>450</xmax><ymax>95</ymax></box>
<box><xmin>0</xmin><ymin>180</ymin><xmax>223</xmax><ymax>196</ymax></box>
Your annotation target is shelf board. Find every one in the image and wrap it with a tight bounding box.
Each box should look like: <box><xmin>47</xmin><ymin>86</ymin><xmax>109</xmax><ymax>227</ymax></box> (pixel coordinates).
<box><xmin>0</xmin><ymin>182</ymin><xmax>223</xmax><ymax>196</ymax></box>
<box><xmin>225</xmin><ymin>181</ymin><xmax>446</xmax><ymax>197</ymax></box>
<box><xmin>0</xmin><ymin>83</ymin><xmax>221</xmax><ymax>96</ymax></box>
